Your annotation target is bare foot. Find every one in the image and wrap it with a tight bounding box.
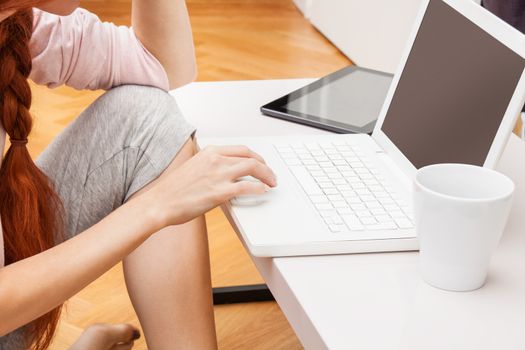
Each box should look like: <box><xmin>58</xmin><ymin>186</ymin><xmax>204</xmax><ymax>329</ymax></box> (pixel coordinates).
<box><xmin>69</xmin><ymin>323</ymin><xmax>141</xmax><ymax>350</ymax></box>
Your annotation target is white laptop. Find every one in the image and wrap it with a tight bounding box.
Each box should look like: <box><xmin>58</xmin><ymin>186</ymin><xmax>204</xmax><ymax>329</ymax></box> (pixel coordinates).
<box><xmin>199</xmin><ymin>0</ymin><xmax>525</xmax><ymax>257</ymax></box>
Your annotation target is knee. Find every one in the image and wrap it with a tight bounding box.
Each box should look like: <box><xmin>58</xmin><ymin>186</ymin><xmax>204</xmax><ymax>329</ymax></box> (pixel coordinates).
<box><xmin>96</xmin><ymin>85</ymin><xmax>183</xmax><ymax>130</ymax></box>
<box><xmin>103</xmin><ymin>85</ymin><xmax>174</xmax><ymax>113</ymax></box>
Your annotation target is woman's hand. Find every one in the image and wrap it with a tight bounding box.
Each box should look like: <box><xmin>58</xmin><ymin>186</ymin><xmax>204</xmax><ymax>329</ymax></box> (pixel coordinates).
<box><xmin>143</xmin><ymin>144</ymin><xmax>277</xmax><ymax>226</ymax></box>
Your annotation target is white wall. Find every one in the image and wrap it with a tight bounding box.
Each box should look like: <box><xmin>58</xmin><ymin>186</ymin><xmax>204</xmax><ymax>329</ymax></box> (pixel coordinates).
<box><xmin>309</xmin><ymin>0</ymin><xmax>424</xmax><ymax>73</ymax></box>
<box><xmin>296</xmin><ymin>0</ymin><xmax>483</xmax><ymax>73</ymax></box>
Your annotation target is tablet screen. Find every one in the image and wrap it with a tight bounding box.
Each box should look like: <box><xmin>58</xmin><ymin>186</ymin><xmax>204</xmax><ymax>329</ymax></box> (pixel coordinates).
<box><xmin>261</xmin><ymin>66</ymin><xmax>393</xmax><ymax>134</ymax></box>
<box><xmin>286</xmin><ymin>70</ymin><xmax>392</xmax><ymax>128</ymax></box>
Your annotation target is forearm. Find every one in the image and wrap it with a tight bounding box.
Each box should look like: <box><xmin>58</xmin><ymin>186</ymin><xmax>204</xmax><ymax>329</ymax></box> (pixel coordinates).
<box><xmin>132</xmin><ymin>0</ymin><xmax>197</xmax><ymax>89</ymax></box>
<box><xmin>0</xmin><ymin>196</ymin><xmax>164</xmax><ymax>336</ymax></box>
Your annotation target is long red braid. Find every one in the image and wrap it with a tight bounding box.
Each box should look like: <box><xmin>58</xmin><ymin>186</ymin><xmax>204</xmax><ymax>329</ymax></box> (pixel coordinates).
<box><xmin>0</xmin><ymin>4</ymin><xmax>64</xmax><ymax>350</ymax></box>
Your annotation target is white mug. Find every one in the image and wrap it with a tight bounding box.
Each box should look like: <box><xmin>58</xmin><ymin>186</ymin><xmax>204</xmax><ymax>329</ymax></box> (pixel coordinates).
<box><xmin>413</xmin><ymin>163</ymin><xmax>514</xmax><ymax>291</ymax></box>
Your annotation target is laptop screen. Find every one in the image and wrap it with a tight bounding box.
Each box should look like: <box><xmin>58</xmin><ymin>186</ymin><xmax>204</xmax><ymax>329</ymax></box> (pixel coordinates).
<box><xmin>381</xmin><ymin>0</ymin><xmax>525</xmax><ymax>169</ymax></box>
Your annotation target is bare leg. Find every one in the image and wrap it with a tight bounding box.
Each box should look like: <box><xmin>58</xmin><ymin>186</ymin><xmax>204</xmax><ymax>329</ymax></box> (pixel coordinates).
<box><xmin>123</xmin><ymin>139</ymin><xmax>217</xmax><ymax>349</ymax></box>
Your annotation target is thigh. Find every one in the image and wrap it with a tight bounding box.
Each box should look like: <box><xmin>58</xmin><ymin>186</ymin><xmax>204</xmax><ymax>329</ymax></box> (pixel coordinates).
<box><xmin>36</xmin><ymin>85</ymin><xmax>195</xmax><ymax>238</ymax></box>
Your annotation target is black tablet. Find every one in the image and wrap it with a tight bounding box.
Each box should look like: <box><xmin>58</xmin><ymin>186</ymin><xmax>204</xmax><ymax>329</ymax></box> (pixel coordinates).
<box><xmin>261</xmin><ymin>66</ymin><xmax>393</xmax><ymax>134</ymax></box>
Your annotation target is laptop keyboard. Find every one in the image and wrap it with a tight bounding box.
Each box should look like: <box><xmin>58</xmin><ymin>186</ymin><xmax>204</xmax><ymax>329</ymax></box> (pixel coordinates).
<box><xmin>275</xmin><ymin>140</ymin><xmax>414</xmax><ymax>233</ymax></box>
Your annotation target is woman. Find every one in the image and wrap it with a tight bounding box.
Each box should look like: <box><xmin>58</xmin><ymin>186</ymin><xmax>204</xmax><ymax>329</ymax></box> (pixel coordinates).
<box><xmin>0</xmin><ymin>0</ymin><xmax>277</xmax><ymax>349</ymax></box>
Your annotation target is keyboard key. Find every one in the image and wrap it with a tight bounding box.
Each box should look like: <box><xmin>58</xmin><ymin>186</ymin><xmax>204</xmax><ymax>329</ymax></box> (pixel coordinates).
<box><xmin>318</xmin><ymin>182</ymin><xmax>335</xmax><ymax>189</ymax></box>
<box><xmin>360</xmin><ymin>217</ymin><xmax>377</xmax><ymax>225</ymax></box>
<box><xmin>295</xmin><ymin>148</ymin><xmax>309</xmax><ymax>154</ymax></box>
<box><xmin>353</xmin><ymin>183</ymin><xmax>366</xmax><ymax>189</ymax></box>
<box><xmin>368</xmin><ymin>185</ymin><xmax>383</xmax><ymax>191</ymax></box>
<box><xmin>306</xmin><ymin>165</ymin><xmax>322</xmax><ymax>171</ymax></box>
<box><xmin>302</xmin><ymin>159</ymin><xmax>316</xmax><ymax>166</ymax></box>
<box><xmin>370</xmin><ymin>208</ymin><xmax>387</xmax><ymax>216</ymax></box>
<box><xmin>375</xmin><ymin>215</ymin><xmax>392</xmax><ymax>222</ymax></box>
<box><xmin>396</xmin><ymin>199</ymin><xmax>408</xmax><ymax>206</ymax></box>
<box><xmin>365</xmin><ymin>201</ymin><xmax>381</xmax><ymax>209</ymax></box>
<box><xmin>389</xmin><ymin>210</ymin><xmax>405</xmax><ymax>218</ymax></box>
<box><xmin>299</xmin><ymin>153</ymin><xmax>313</xmax><ymax>160</ymax></box>
<box><xmin>359</xmin><ymin>195</ymin><xmax>375</xmax><ymax>202</ymax></box>
<box><xmin>384</xmin><ymin>204</ymin><xmax>400</xmax><ymax>211</ymax></box>
<box><xmin>315</xmin><ymin>203</ymin><xmax>333</xmax><ymax>210</ymax></box>
<box><xmin>342</xmin><ymin>215</ymin><xmax>365</xmax><ymax>230</ymax></box>
<box><xmin>337</xmin><ymin>208</ymin><xmax>353</xmax><ymax>215</ymax></box>
<box><xmin>394</xmin><ymin>218</ymin><xmax>414</xmax><ymax>229</ymax></box>
<box><xmin>355</xmin><ymin>210</ymin><xmax>372</xmax><ymax>218</ymax></box>
<box><xmin>378</xmin><ymin>197</ymin><xmax>395</xmax><ymax>204</ymax></box>
<box><xmin>359</xmin><ymin>173</ymin><xmax>374</xmax><ymax>180</ymax></box>
<box><xmin>328</xmin><ymin>225</ymin><xmax>343</xmax><ymax>233</ymax></box>
<box><xmin>332</xmin><ymin>201</ymin><xmax>349</xmax><ymax>208</ymax></box>
<box><xmin>347</xmin><ymin>176</ymin><xmax>361</xmax><ymax>183</ymax></box>
<box><xmin>289</xmin><ymin>166</ymin><xmax>323</xmax><ymax>195</ymax></box>
<box><xmin>346</xmin><ymin>197</ymin><xmax>362</xmax><ymax>204</ymax></box>
<box><xmin>323</xmin><ymin>188</ymin><xmax>339</xmax><ymax>195</ymax></box>
<box><xmin>313</xmin><ymin>176</ymin><xmax>330</xmax><ymax>183</ymax></box>
<box><xmin>328</xmin><ymin>173</ymin><xmax>343</xmax><ymax>179</ymax></box>
<box><xmin>340</xmin><ymin>190</ymin><xmax>355</xmax><ymax>197</ymax></box>
<box><xmin>364</xmin><ymin>179</ymin><xmax>380</xmax><ymax>186</ymax></box>
<box><xmin>366</xmin><ymin>222</ymin><xmax>398</xmax><ymax>230</ymax></box>
<box><xmin>339</xmin><ymin>184</ymin><xmax>352</xmax><ymax>191</ymax></box>
<box><xmin>351</xmin><ymin>203</ymin><xmax>366</xmax><ymax>211</ymax></box>
<box><xmin>315</xmin><ymin>156</ymin><xmax>330</xmax><ymax>162</ymax></box>
<box><xmin>331</xmin><ymin>215</ymin><xmax>344</xmax><ymax>225</ymax></box>
<box><xmin>310</xmin><ymin>170</ymin><xmax>325</xmax><ymax>177</ymax></box>
<box><xmin>327</xmin><ymin>194</ymin><xmax>344</xmax><ymax>201</ymax></box>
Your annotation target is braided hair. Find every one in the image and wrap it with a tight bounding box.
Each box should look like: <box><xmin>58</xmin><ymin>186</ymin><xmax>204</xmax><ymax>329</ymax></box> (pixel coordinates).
<box><xmin>0</xmin><ymin>7</ymin><xmax>64</xmax><ymax>350</ymax></box>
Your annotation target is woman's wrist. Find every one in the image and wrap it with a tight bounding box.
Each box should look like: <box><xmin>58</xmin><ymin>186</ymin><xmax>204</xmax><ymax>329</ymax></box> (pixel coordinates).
<box><xmin>125</xmin><ymin>188</ymin><xmax>172</xmax><ymax>234</ymax></box>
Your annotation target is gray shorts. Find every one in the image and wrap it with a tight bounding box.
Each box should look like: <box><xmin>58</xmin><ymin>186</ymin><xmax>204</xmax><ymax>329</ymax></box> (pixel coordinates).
<box><xmin>0</xmin><ymin>85</ymin><xmax>195</xmax><ymax>349</ymax></box>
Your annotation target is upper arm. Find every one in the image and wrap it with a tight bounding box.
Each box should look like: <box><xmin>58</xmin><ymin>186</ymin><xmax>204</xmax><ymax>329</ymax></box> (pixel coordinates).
<box><xmin>29</xmin><ymin>8</ymin><xmax>170</xmax><ymax>91</ymax></box>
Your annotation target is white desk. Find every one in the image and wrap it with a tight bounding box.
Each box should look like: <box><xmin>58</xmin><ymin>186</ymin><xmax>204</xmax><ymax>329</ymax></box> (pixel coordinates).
<box><xmin>172</xmin><ymin>80</ymin><xmax>525</xmax><ymax>350</ymax></box>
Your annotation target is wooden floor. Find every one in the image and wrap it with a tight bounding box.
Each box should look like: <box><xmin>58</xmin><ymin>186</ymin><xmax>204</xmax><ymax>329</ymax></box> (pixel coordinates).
<box><xmin>29</xmin><ymin>1</ymin><xmax>351</xmax><ymax>349</ymax></box>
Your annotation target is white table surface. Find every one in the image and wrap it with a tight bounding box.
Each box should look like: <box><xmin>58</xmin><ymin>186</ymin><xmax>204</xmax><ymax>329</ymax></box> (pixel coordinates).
<box><xmin>171</xmin><ymin>79</ymin><xmax>525</xmax><ymax>350</ymax></box>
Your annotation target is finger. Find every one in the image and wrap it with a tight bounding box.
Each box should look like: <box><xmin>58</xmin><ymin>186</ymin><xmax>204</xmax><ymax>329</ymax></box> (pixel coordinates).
<box><xmin>229</xmin><ymin>158</ymin><xmax>277</xmax><ymax>187</ymax></box>
<box><xmin>207</xmin><ymin>145</ymin><xmax>266</xmax><ymax>164</ymax></box>
<box><xmin>230</xmin><ymin>179</ymin><xmax>270</xmax><ymax>197</ymax></box>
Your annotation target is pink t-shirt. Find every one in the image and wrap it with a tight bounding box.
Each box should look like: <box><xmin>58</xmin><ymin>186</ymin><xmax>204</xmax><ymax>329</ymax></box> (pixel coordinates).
<box><xmin>0</xmin><ymin>8</ymin><xmax>170</xmax><ymax>267</ymax></box>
